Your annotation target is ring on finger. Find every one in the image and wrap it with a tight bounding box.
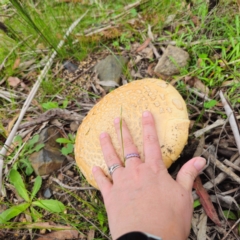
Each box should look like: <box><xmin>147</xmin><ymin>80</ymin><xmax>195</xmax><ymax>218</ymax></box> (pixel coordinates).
<box><xmin>125</xmin><ymin>153</ymin><xmax>141</xmax><ymax>161</ymax></box>
<box><xmin>108</xmin><ymin>164</ymin><xmax>122</xmax><ymax>176</ymax></box>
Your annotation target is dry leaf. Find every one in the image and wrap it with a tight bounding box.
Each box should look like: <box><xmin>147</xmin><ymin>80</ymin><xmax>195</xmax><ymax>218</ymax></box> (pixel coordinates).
<box><xmin>191</xmin><ymin>16</ymin><xmax>200</xmax><ymax>26</ymax></box>
<box><xmin>7</xmin><ymin>113</ymin><xmax>20</xmax><ymax>136</ymax></box>
<box><xmin>185</xmin><ymin>76</ymin><xmax>209</xmax><ymax>95</ymax></box>
<box><xmin>36</xmin><ymin>230</ymin><xmax>79</xmax><ymax>240</ymax></box>
<box><xmin>196</xmin><ymin>212</ymin><xmax>207</xmax><ymax>239</ymax></box>
<box><xmin>87</xmin><ymin>229</ymin><xmax>95</xmax><ymax>240</ymax></box>
<box><xmin>13</xmin><ymin>57</ymin><xmax>21</xmax><ymax>69</ymax></box>
<box><xmin>193</xmin><ymin>176</ymin><xmax>222</xmax><ymax>226</ymax></box>
<box><xmin>7</xmin><ymin>77</ymin><xmax>21</xmax><ymax>88</ymax></box>
<box><xmin>136</xmin><ymin>38</ymin><xmax>151</xmax><ymax>52</ymax></box>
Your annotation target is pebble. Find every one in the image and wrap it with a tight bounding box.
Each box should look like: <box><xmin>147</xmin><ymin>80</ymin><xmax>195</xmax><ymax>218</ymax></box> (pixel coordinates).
<box><xmin>154</xmin><ymin>45</ymin><xmax>189</xmax><ymax>76</ymax></box>
<box><xmin>29</xmin><ymin>127</ymin><xmax>67</xmax><ymax>175</ymax></box>
<box><xmin>94</xmin><ymin>55</ymin><xmax>128</xmax><ymax>91</ymax></box>
<box><xmin>43</xmin><ymin>188</ymin><xmax>52</xmax><ymax>199</ymax></box>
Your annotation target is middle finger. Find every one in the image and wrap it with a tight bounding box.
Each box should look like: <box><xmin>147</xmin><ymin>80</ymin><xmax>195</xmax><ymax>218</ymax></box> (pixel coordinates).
<box><xmin>114</xmin><ymin>117</ymin><xmax>142</xmax><ymax>167</ymax></box>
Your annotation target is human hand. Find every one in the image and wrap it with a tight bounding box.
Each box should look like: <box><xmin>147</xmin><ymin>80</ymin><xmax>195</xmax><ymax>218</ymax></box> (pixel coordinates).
<box><xmin>92</xmin><ymin>111</ymin><xmax>206</xmax><ymax>240</ymax></box>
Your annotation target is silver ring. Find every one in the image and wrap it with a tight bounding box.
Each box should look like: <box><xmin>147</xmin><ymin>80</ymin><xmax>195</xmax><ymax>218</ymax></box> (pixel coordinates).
<box><xmin>125</xmin><ymin>153</ymin><xmax>141</xmax><ymax>160</ymax></box>
<box><xmin>108</xmin><ymin>164</ymin><xmax>121</xmax><ymax>176</ymax></box>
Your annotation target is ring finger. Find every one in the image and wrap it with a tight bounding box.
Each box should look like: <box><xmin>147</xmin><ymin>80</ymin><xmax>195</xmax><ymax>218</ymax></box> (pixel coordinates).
<box><xmin>100</xmin><ymin>132</ymin><xmax>123</xmax><ymax>179</ymax></box>
<box><xmin>114</xmin><ymin>117</ymin><xmax>142</xmax><ymax>167</ymax></box>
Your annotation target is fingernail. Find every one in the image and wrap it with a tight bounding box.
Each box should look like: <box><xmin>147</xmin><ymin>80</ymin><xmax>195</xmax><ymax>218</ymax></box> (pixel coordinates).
<box><xmin>194</xmin><ymin>157</ymin><xmax>206</xmax><ymax>171</ymax></box>
<box><xmin>114</xmin><ymin>117</ymin><xmax>120</xmax><ymax>124</ymax></box>
<box><xmin>143</xmin><ymin>111</ymin><xmax>150</xmax><ymax>117</ymax></box>
<box><xmin>100</xmin><ymin>132</ymin><xmax>107</xmax><ymax>139</ymax></box>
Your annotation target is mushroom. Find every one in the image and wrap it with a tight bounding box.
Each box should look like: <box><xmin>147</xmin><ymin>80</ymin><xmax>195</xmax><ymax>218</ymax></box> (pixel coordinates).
<box><xmin>75</xmin><ymin>78</ymin><xmax>190</xmax><ymax>189</ymax></box>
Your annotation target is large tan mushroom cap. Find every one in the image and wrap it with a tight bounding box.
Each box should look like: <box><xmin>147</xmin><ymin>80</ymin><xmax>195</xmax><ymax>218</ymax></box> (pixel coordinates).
<box><xmin>75</xmin><ymin>78</ymin><xmax>190</xmax><ymax>189</ymax></box>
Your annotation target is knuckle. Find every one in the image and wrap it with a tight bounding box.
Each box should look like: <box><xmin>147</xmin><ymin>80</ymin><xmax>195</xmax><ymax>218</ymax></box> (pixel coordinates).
<box><xmin>144</xmin><ymin>133</ymin><xmax>158</xmax><ymax>143</ymax></box>
<box><xmin>124</xmin><ymin>136</ymin><xmax>134</xmax><ymax>147</ymax></box>
<box><xmin>106</xmin><ymin>153</ymin><xmax>118</xmax><ymax>164</ymax></box>
<box><xmin>181</xmin><ymin>169</ymin><xmax>197</xmax><ymax>182</ymax></box>
<box><xmin>143</xmin><ymin>116</ymin><xmax>154</xmax><ymax>126</ymax></box>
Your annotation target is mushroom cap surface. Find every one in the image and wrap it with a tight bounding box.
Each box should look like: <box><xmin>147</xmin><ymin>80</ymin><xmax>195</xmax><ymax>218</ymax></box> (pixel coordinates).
<box><xmin>75</xmin><ymin>78</ymin><xmax>190</xmax><ymax>189</ymax></box>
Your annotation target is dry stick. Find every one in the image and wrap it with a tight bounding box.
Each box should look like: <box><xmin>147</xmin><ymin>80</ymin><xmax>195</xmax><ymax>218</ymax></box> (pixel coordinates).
<box><xmin>221</xmin><ymin>217</ymin><xmax>240</xmax><ymax>240</ymax></box>
<box><xmin>186</xmin><ymin>86</ymin><xmax>212</xmax><ymax>101</ymax></box>
<box><xmin>18</xmin><ymin>109</ymin><xmax>84</xmax><ymax>130</ymax></box>
<box><xmin>193</xmin><ymin>156</ymin><xmax>240</xmax><ymax>200</ymax></box>
<box><xmin>219</xmin><ymin>91</ymin><xmax>240</xmax><ymax>155</ymax></box>
<box><xmin>50</xmin><ymin>177</ymin><xmax>94</xmax><ymax>191</ymax></box>
<box><xmin>0</xmin><ymin>11</ymin><xmax>89</xmax><ymax>194</ymax></box>
<box><xmin>193</xmin><ymin>115</ymin><xmax>240</xmax><ymax>138</ymax></box>
<box><xmin>202</xmin><ymin>151</ymin><xmax>240</xmax><ymax>184</ymax></box>
<box><xmin>223</xmin><ymin>159</ymin><xmax>240</xmax><ymax>172</ymax></box>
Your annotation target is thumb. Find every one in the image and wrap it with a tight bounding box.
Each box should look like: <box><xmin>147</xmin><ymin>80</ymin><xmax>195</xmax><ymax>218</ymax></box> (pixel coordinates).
<box><xmin>92</xmin><ymin>166</ymin><xmax>112</xmax><ymax>196</ymax></box>
<box><xmin>176</xmin><ymin>157</ymin><xmax>206</xmax><ymax>191</ymax></box>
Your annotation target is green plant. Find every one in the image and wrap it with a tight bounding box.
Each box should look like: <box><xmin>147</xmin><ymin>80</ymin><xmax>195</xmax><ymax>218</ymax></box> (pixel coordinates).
<box><xmin>56</xmin><ymin>133</ymin><xmax>75</xmax><ymax>156</ymax></box>
<box><xmin>13</xmin><ymin>135</ymin><xmax>45</xmax><ymax>175</ymax></box>
<box><xmin>203</xmin><ymin>99</ymin><xmax>217</xmax><ymax>109</ymax></box>
<box><xmin>41</xmin><ymin>99</ymin><xmax>68</xmax><ymax>111</ymax></box>
<box><xmin>0</xmin><ymin>169</ymin><xmax>65</xmax><ymax>223</ymax></box>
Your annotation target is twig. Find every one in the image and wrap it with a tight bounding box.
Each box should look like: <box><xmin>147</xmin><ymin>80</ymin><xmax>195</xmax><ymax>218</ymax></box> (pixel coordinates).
<box><xmin>219</xmin><ymin>91</ymin><xmax>240</xmax><ymax>155</ymax></box>
<box><xmin>202</xmin><ymin>151</ymin><xmax>240</xmax><ymax>184</ymax></box>
<box><xmin>193</xmin><ymin>156</ymin><xmax>240</xmax><ymax>200</ymax></box>
<box><xmin>18</xmin><ymin>109</ymin><xmax>84</xmax><ymax>130</ymax></box>
<box><xmin>0</xmin><ymin>89</ymin><xmax>20</xmax><ymax>102</ymax></box>
<box><xmin>193</xmin><ymin>119</ymin><xmax>225</xmax><ymax>138</ymax></box>
<box><xmin>0</xmin><ymin>11</ymin><xmax>89</xmax><ymax>195</ymax></box>
<box><xmin>186</xmin><ymin>86</ymin><xmax>212</xmax><ymax>101</ymax></box>
<box><xmin>50</xmin><ymin>177</ymin><xmax>94</xmax><ymax>191</ymax></box>
<box><xmin>223</xmin><ymin>159</ymin><xmax>240</xmax><ymax>172</ymax></box>
<box><xmin>221</xmin><ymin>217</ymin><xmax>240</xmax><ymax>240</ymax></box>
<box><xmin>193</xmin><ymin>115</ymin><xmax>240</xmax><ymax>138</ymax></box>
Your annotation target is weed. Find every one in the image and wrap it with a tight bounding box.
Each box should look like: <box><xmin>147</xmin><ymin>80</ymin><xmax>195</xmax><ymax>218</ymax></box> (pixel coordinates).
<box><xmin>12</xmin><ymin>135</ymin><xmax>44</xmax><ymax>176</ymax></box>
<box><xmin>56</xmin><ymin>133</ymin><xmax>75</xmax><ymax>156</ymax></box>
<box><xmin>41</xmin><ymin>99</ymin><xmax>68</xmax><ymax>111</ymax></box>
<box><xmin>0</xmin><ymin>170</ymin><xmax>65</xmax><ymax>224</ymax></box>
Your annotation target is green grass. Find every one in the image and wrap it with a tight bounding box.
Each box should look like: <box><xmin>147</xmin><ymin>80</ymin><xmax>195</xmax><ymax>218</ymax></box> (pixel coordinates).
<box><xmin>1</xmin><ymin>0</ymin><xmax>240</xmax><ymax>238</ymax></box>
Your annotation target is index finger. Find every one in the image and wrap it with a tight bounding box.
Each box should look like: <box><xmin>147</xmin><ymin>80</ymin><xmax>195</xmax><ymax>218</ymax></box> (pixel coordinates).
<box><xmin>142</xmin><ymin>111</ymin><xmax>165</xmax><ymax>170</ymax></box>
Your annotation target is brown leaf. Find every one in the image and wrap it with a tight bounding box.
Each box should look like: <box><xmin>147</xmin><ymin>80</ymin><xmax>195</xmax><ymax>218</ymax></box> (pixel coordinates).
<box><xmin>193</xmin><ymin>176</ymin><xmax>222</xmax><ymax>226</ymax></box>
<box><xmin>7</xmin><ymin>77</ymin><xmax>21</xmax><ymax>88</ymax></box>
<box><xmin>87</xmin><ymin>229</ymin><xmax>95</xmax><ymax>240</ymax></box>
<box><xmin>13</xmin><ymin>57</ymin><xmax>21</xmax><ymax>69</ymax></box>
<box><xmin>36</xmin><ymin>230</ymin><xmax>79</xmax><ymax>240</ymax></box>
<box><xmin>185</xmin><ymin>76</ymin><xmax>209</xmax><ymax>95</ymax></box>
<box><xmin>191</xmin><ymin>16</ymin><xmax>200</xmax><ymax>26</ymax></box>
<box><xmin>136</xmin><ymin>38</ymin><xmax>151</xmax><ymax>53</ymax></box>
<box><xmin>7</xmin><ymin>113</ymin><xmax>20</xmax><ymax>136</ymax></box>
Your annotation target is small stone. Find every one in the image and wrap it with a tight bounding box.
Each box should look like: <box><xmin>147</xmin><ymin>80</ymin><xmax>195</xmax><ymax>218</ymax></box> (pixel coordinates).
<box><xmin>94</xmin><ymin>55</ymin><xmax>128</xmax><ymax>91</ymax></box>
<box><xmin>43</xmin><ymin>188</ymin><xmax>52</xmax><ymax>198</ymax></box>
<box><xmin>66</xmin><ymin>170</ymin><xmax>74</xmax><ymax>177</ymax></box>
<box><xmin>29</xmin><ymin>127</ymin><xmax>67</xmax><ymax>175</ymax></box>
<box><xmin>70</xmin><ymin>121</ymin><xmax>80</xmax><ymax>132</ymax></box>
<box><xmin>154</xmin><ymin>45</ymin><xmax>189</xmax><ymax>76</ymax></box>
<box><xmin>63</xmin><ymin>60</ymin><xmax>78</xmax><ymax>73</ymax></box>
<box><xmin>43</xmin><ymin>188</ymin><xmax>52</xmax><ymax>199</ymax></box>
